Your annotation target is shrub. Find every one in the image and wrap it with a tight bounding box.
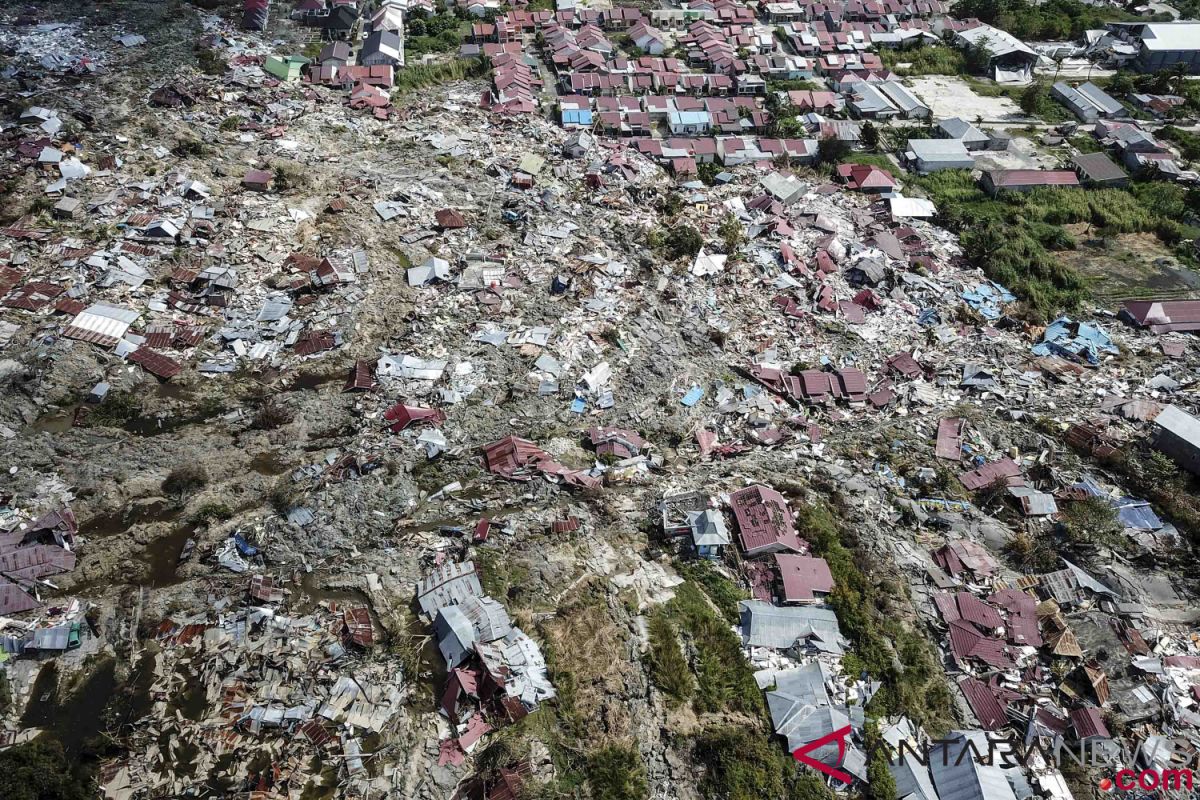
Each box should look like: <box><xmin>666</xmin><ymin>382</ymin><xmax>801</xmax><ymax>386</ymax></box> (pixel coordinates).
<box><xmin>587</xmin><ymin>745</ymin><xmax>648</xmax><ymax>800</ymax></box>
<box><xmin>251</xmin><ymin>398</ymin><xmax>294</xmax><ymax>431</ymax></box>
<box><xmin>694</xmin><ymin>726</ymin><xmax>832</xmax><ymax>800</ymax></box>
<box><xmin>660</xmin><ymin>225</ymin><xmax>703</xmax><ymax>261</ymax></box>
<box><xmin>162</xmin><ymin>464</ymin><xmax>208</xmax><ymax>498</ymax></box>
<box><xmin>0</xmin><ymin>739</ymin><xmax>92</xmax><ymax>800</ymax></box>
<box><xmin>668</xmin><ymin>583</ymin><xmax>762</xmax><ymax>715</ymax></box>
<box><xmin>190</xmin><ymin>502</ymin><xmax>234</xmax><ymax>526</ymax></box>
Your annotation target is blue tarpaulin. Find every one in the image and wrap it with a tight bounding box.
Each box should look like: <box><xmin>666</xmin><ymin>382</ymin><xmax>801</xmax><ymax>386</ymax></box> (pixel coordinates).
<box><xmin>961</xmin><ymin>281</ymin><xmax>1016</xmax><ymax>320</ymax></box>
<box><xmin>232</xmin><ymin>534</ymin><xmax>259</xmax><ymax>557</ymax></box>
<box><xmin>1031</xmin><ymin>317</ymin><xmax>1118</xmax><ymax>365</ymax></box>
<box><xmin>681</xmin><ymin>386</ymin><xmax>704</xmax><ymax>407</ymax></box>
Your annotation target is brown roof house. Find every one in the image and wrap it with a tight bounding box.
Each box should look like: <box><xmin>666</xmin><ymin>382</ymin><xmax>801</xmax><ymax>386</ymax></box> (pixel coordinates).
<box><xmin>729</xmin><ymin>485</ymin><xmax>803</xmax><ymax>556</ymax></box>
<box><xmin>775</xmin><ymin>554</ymin><xmax>834</xmax><ymax>604</ymax></box>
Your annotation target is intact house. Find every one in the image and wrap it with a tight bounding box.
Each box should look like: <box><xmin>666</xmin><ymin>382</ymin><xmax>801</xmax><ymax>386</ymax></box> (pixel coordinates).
<box><xmin>1073</xmin><ymin>152</ymin><xmax>1129</xmax><ymax>188</ymax></box>
<box><xmin>775</xmin><ymin>554</ymin><xmax>834</xmax><ymax>604</ymax></box>
<box><xmin>1152</xmin><ymin>405</ymin><xmax>1200</xmax><ymax>475</ymax></box>
<box><xmin>980</xmin><ymin>169</ymin><xmax>1080</xmax><ymax>196</ymax></box>
<box><xmin>904</xmin><ymin>138</ymin><xmax>974</xmax><ymax>174</ymax></box>
<box><xmin>1052</xmin><ymin>81</ymin><xmax>1126</xmax><ymax>122</ymax></box>
<box><xmin>360</xmin><ymin>30</ymin><xmax>404</xmax><ymax>67</ymax></box>
<box><xmin>668</xmin><ymin>109</ymin><xmax>711</xmax><ymax>135</ymax></box>
<box><xmin>937</xmin><ymin>117</ymin><xmax>990</xmax><ymax>151</ymax></box>
<box><xmin>264</xmin><ymin>55</ymin><xmax>310</xmax><ymax>81</ymax></box>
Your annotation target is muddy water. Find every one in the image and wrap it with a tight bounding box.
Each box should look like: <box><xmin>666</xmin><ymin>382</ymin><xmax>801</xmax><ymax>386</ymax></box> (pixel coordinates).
<box><xmin>80</xmin><ymin>499</ymin><xmax>180</xmax><ymax>539</ymax></box>
<box><xmin>249</xmin><ymin>450</ymin><xmax>289</xmax><ymax>475</ymax></box>
<box><xmin>21</xmin><ymin>658</ymin><xmax>117</xmax><ymax>756</ymax></box>
<box><xmin>292</xmin><ymin>370</ymin><xmax>342</xmax><ymax>391</ymax></box>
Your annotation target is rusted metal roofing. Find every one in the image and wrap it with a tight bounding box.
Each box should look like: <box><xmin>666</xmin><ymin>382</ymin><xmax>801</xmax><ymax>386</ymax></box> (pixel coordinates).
<box><xmin>730</xmin><ymin>484</ymin><xmax>803</xmax><ymax>556</ymax></box>
<box><xmin>958</xmin><ymin>676</ymin><xmax>1008</xmax><ymax>730</ymax></box>
<box><xmin>435</xmin><ymin>208</ymin><xmax>467</xmax><ymax>229</ymax></box>
<box><xmin>483</xmin><ymin>436</ymin><xmax>550</xmax><ymax>479</ymax></box>
<box><xmin>129</xmin><ymin>347</ymin><xmax>183</xmax><ymax>379</ymax></box>
<box><xmin>0</xmin><ymin>544</ymin><xmax>76</xmax><ymax>580</ymax></box>
<box><xmin>956</xmin><ymin>590</ymin><xmax>1003</xmax><ymax>629</ymax></box>
<box><xmin>383</xmin><ymin>403</ymin><xmax>446</xmax><ymax>433</ymax></box>
<box><xmin>932</xmin><ymin>539</ymin><xmax>997</xmax><ymax>578</ymax></box>
<box><xmin>958</xmin><ymin>457</ymin><xmax>1023</xmax><ymax>491</ymax></box>
<box><xmin>551</xmin><ymin>516</ymin><xmax>580</xmax><ymax>533</ymax></box>
<box><xmin>935</xmin><ymin>417</ymin><xmax>964</xmax><ymax>460</ymax></box>
<box><xmin>343</xmin><ymin>607</ymin><xmax>374</xmax><ymax>647</ymax></box>
<box><xmin>933</xmin><ymin>592</ymin><xmax>960</xmax><ymax>623</ymax></box>
<box><xmin>885</xmin><ymin>351</ymin><xmax>922</xmax><ymax>379</ymax></box>
<box><xmin>0</xmin><ymin>582</ymin><xmax>41</xmax><ymax>615</ymax></box>
<box><xmin>775</xmin><ymin>554</ymin><xmax>834</xmax><ymax>603</ymax></box>
<box><xmin>1069</xmin><ymin>706</ymin><xmax>1110</xmax><ymax>740</ymax></box>
<box><xmin>3</xmin><ymin>281</ymin><xmax>63</xmax><ymax>311</ymax></box>
<box><xmin>343</xmin><ymin>360</ymin><xmax>376</xmax><ymax>392</ymax></box>
<box><xmin>294</xmin><ymin>329</ymin><xmax>337</xmax><ymax>356</ymax></box>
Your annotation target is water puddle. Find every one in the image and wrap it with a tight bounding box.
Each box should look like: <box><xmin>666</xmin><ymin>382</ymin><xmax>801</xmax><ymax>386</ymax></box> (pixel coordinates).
<box><xmin>249</xmin><ymin>450</ymin><xmax>289</xmax><ymax>476</ymax></box>
<box><xmin>21</xmin><ymin>658</ymin><xmax>117</xmax><ymax>757</ymax></box>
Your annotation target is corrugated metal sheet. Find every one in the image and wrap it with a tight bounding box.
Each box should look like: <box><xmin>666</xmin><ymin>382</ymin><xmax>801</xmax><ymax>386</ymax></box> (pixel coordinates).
<box><xmin>64</xmin><ymin>302</ymin><xmax>138</xmax><ymax>348</ymax></box>
<box><xmin>958</xmin><ymin>676</ymin><xmax>1007</xmax><ymax>730</ymax></box>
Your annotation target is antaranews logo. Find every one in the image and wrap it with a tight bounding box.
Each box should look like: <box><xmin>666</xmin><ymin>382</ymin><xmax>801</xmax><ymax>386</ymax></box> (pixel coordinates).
<box><xmin>1098</xmin><ymin>769</ymin><xmax>1194</xmax><ymax>792</ymax></box>
<box><xmin>792</xmin><ymin>725</ymin><xmax>854</xmax><ymax>785</ymax></box>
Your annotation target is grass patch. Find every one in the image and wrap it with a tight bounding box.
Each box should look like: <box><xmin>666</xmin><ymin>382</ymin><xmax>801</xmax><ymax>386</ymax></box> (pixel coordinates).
<box><xmin>667</xmin><ymin>582</ymin><xmax>762</xmax><ymax>716</ymax></box>
<box><xmin>392</xmin><ymin>57</ymin><xmax>491</xmax><ymax>96</ymax></box>
<box><xmin>646</xmin><ymin>610</ymin><xmax>693</xmax><ymax>706</ymax></box>
<box><xmin>909</xmin><ymin>170</ymin><xmax>1198</xmax><ymax>320</ymax></box>
<box><xmin>694</xmin><ymin>726</ymin><xmax>833</xmax><ymax>800</ymax></box>
<box><xmin>673</xmin><ymin>560</ymin><xmax>747</xmax><ymax>623</ymax></box>
<box><xmin>841</xmin><ymin>153</ymin><xmax>896</xmax><ymax>172</ymax></box>
<box><xmin>880</xmin><ymin>44</ymin><xmax>967</xmax><ymax>76</ymax></box>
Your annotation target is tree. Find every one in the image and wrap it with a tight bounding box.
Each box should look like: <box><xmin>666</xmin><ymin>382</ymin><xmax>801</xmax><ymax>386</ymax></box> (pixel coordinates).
<box><xmin>818</xmin><ymin>136</ymin><xmax>851</xmax><ymax>164</ymax></box>
<box><xmin>964</xmin><ymin>37</ymin><xmax>993</xmax><ymax>75</ymax></box>
<box><xmin>719</xmin><ymin>213</ymin><xmax>744</xmax><ymax>254</ymax></box>
<box><xmin>861</xmin><ymin>121</ymin><xmax>880</xmax><ymax>151</ymax></box>
<box><xmin>662</xmin><ymin>225</ymin><xmax>703</xmax><ymax>260</ymax></box>
<box><xmin>1060</xmin><ymin>497</ymin><xmax>1123</xmax><ymax>548</ymax></box>
<box><xmin>1019</xmin><ymin>81</ymin><xmax>1049</xmax><ymax>116</ymax></box>
<box><xmin>0</xmin><ymin>740</ymin><xmax>92</xmax><ymax>800</ymax></box>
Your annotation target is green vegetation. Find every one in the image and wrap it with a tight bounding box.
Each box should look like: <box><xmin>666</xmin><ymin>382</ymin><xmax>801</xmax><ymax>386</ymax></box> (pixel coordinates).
<box><xmin>0</xmin><ymin>670</ymin><xmax>9</xmax><ymax>713</ymax></box>
<box><xmin>719</xmin><ymin>212</ymin><xmax>745</xmax><ymax>254</ymax></box>
<box><xmin>0</xmin><ymin>740</ymin><xmax>92</xmax><ymax>800</ymax></box>
<box><xmin>694</xmin><ymin>727</ymin><xmax>834</xmax><ymax>800</ymax></box>
<box><xmin>219</xmin><ymin>116</ymin><xmax>244</xmax><ymax>132</ymax></box>
<box><xmin>1060</xmin><ymin>496</ymin><xmax>1124</xmax><ymax>548</ymax></box>
<box><xmin>798</xmin><ymin>499</ymin><xmax>954</xmax><ymax>734</ymax></box>
<box><xmin>271</xmin><ymin>160</ymin><xmax>311</xmax><ymax>193</ymax></box>
<box><xmin>1120</xmin><ymin>449</ymin><xmax>1200</xmax><ymax>542</ymax></box>
<box><xmin>910</xmin><ymin>170</ymin><xmax>1200</xmax><ymax>320</ymax></box>
<box><xmin>1018</xmin><ymin>81</ymin><xmax>1070</xmax><ymax>123</ymax></box>
<box><xmin>668</xmin><ymin>582</ymin><xmax>763</xmax><ymax>715</ymax></box>
<box><xmin>841</xmin><ymin>153</ymin><xmax>895</xmax><ymax>172</ymax></box>
<box><xmin>673</xmin><ymin>560</ymin><xmax>747</xmax><ymax>623</ymax></box>
<box><xmin>647</xmin><ymin>610</ymin><xmax>693</xmax><ymax>705</ymax></box>
<box><xmin>951</xmin><ymin>0</ymin><xmax>1158</xmax><ymax>40</ymax></box>
<box><xmin>251</xmin><ymin>397</ymin><xmax>294</xmax><ymax>430</ymax></box>
<box><xmin>1160</xmin><ymin>126</ymin><xmax>1200</xmax><ymax>163</ymax></box>
<box><xmin>392</xmin><ymin>57</ymin><xmax>491</xmax><ymax>96</ymax></box>
<box><xmin>404</xmin><ymin>11</ymin><xmax>469</xmax><ymax>56</ymax></box>
<box><xmin>86</xmin><ymin>391</ymin><xmax>144</xmax><ymax>428</ymax></box>
<box><xmin>880</xmin><ymin>44</ymin><xmax>967</xmax><ymax>76</ymax></box>
<box><xmin>651</xmin><ymin>224</ymin><xmax>704</xmax><ymax>262</ymax></box>
<box><xmin>194</xmin><ymin>46</ymin><xmax>226</xmax><ymax>75</ymax></box>
<box><xmin>586</xmin><ymin>745</ymin><xmax>648</xmax><ymax>800</ymax></box>
<box><xmin>817</xmin><ymin>137</ymin><xmax>851</xmax><ymax>164</ymax></box>
<box><xmin>865</xmin><ymin>721</ymin><xmax>898</xmax><ymax>800</ymax></box>
<box><xmin>190</xmin><ymin>502</ymin><xmax>234</xmax><ymax>526</ymax></box>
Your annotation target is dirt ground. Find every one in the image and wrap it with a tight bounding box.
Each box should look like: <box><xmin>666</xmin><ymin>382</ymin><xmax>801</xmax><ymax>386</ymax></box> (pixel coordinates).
<box><xmin>906</xmin><ymin>75</ymin><xmax>1023</xmax><ymax>123</ymax></box>
<box><xmin>1056</xmin><ymin>226</ymin><xmax>1200</xmax><ymax>303</ymax></box>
